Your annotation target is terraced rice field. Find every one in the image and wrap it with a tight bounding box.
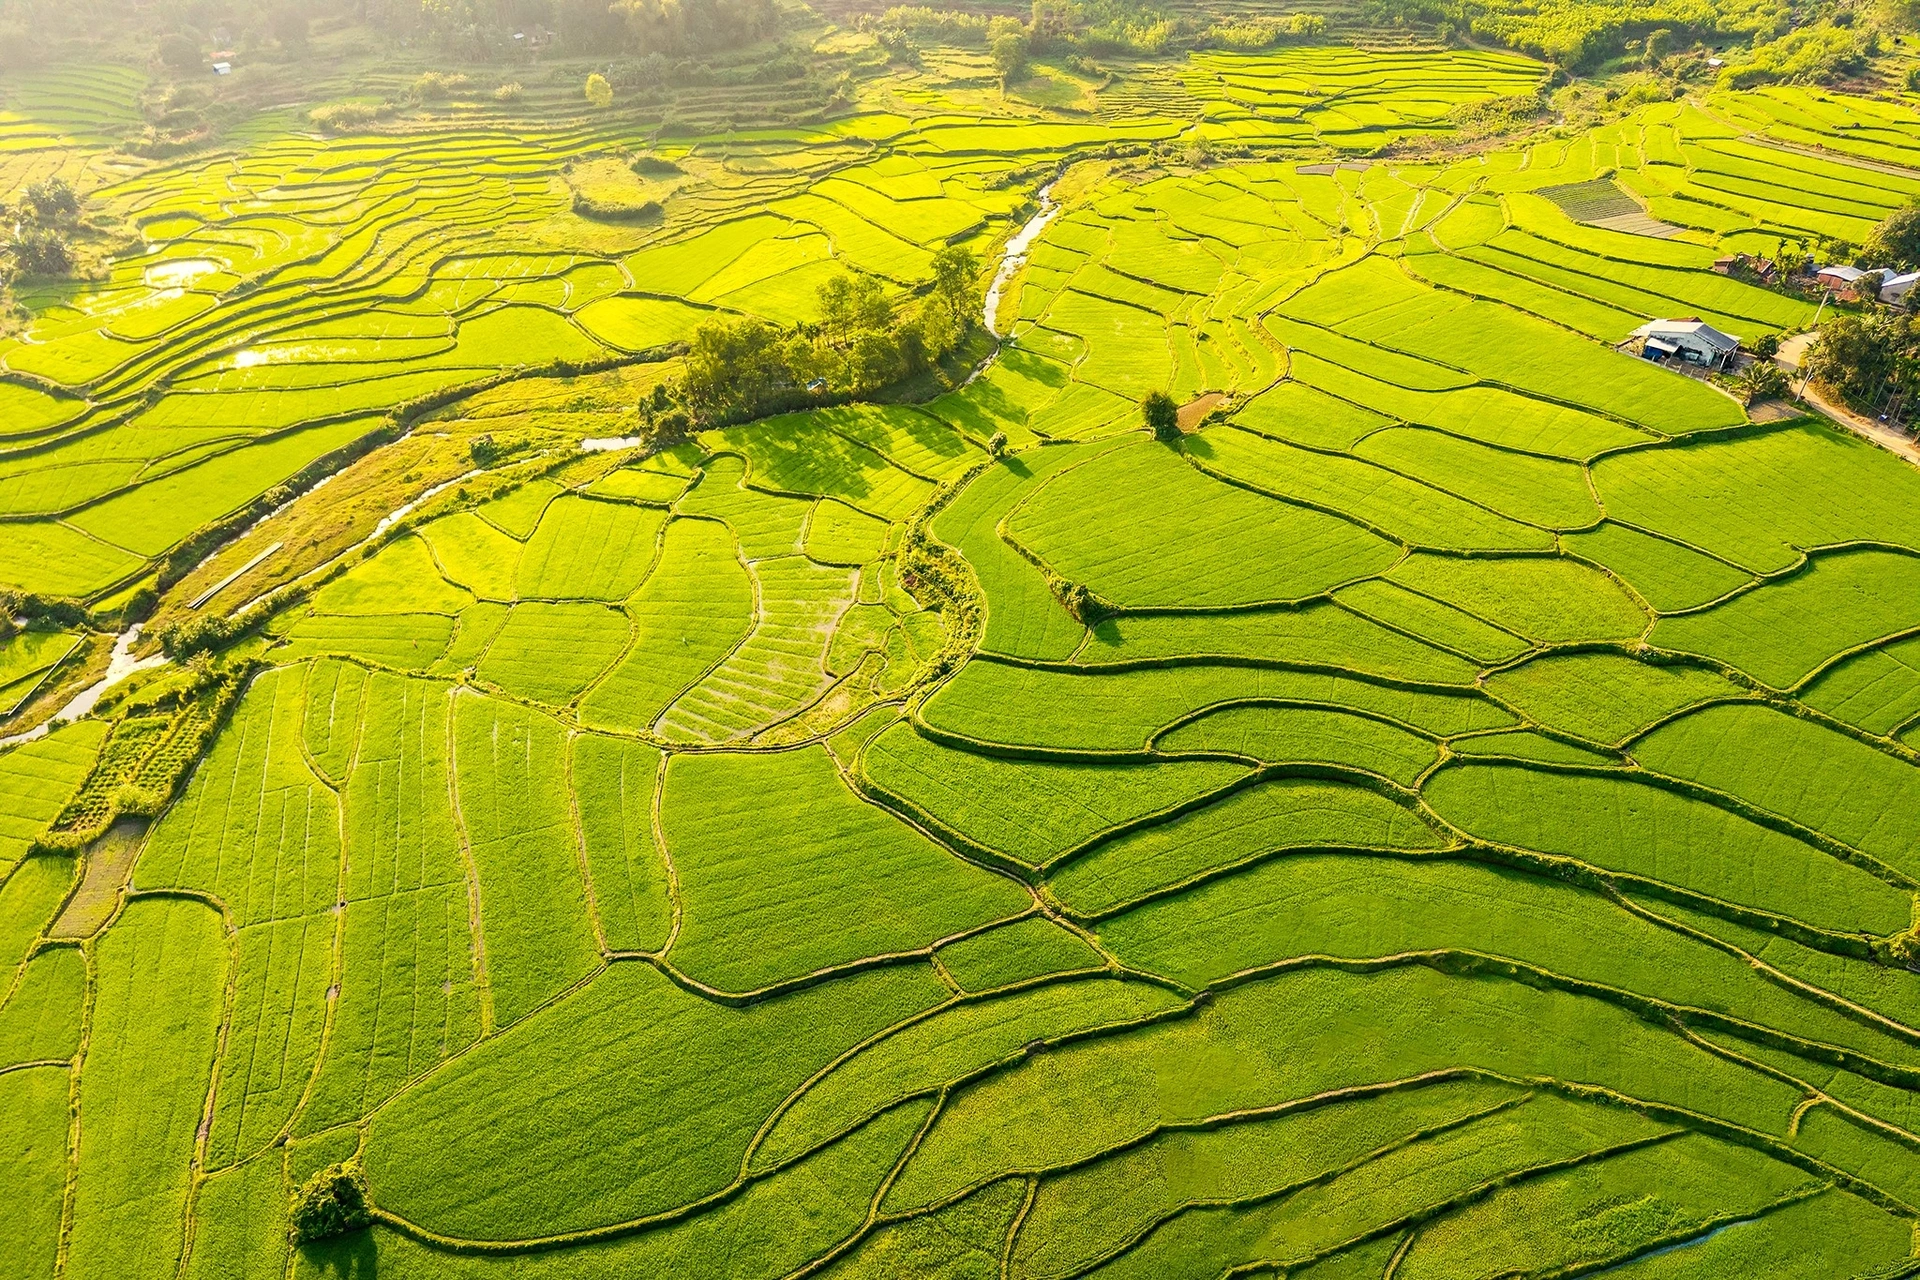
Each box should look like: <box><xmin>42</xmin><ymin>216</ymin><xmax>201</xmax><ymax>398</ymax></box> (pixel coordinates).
<box><xmin>7</xmin><ymin>35</ymin><xmax>1920</xmax><ymax>1280</ymax></box>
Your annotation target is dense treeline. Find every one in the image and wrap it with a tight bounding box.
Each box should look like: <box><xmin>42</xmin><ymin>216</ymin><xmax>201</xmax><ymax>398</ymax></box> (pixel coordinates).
<box><xmin>0</xmin><ymin>0</ymin><xmax>778</xmax><ymax>65</ymax></box>
<box><xmin>677</xmin><ymin>248</ymin><xmax>981</xmax><ymax>426</ymax></box>
<box><xmin>872</xmin><ymin>0</ymin><xmax>1322</xmax><ymax>63</ymax></box>
<box><xmin>1359</xmin><ymin>0</ymin><xmax>1890</xmax><ymax>79</ymax></box>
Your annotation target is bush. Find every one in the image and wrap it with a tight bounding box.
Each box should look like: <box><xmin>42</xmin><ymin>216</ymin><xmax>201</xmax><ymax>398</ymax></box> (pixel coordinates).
<box><xmin>411</xmin><ymin>72</ymin><xmax>472</xmax><ymax>102</ymax></box>
<box><xmin>1738</xmin><ymin>361</ymin><xmax>1790</xmax><ymax>405</ymax></box>
<box><xmin>586</xmin><ymin>72</ymin><xmax>614</xmax><ymax>108</ymax></box>
<box><xmin>157</xmin><ymin>611</ymin><xmax>256</xmax><ymax>659</ymax></box>
<box><xmin>289</xmin><ymin>1162</ymin><xmax>373</xmax><ymax>1244</ymax></box>
<box><xmin>308</xmin><ymin>101</ymin><xmax>383</xmax><ymax>132</ymax></box>
<box><xmin>1142</xmin><ymin>390</ymin><xmax>1179</xmax><ymax>441</ymax></box>
<box><xmin>469</xmin><ymin>434</ymin><xmax>531</xmax><ymax>467</ymax></box>
<box><xmin>22</xmin><ymin>178</ymin><xmax>78</xmax><ymax>223</ymax></box>
<box><xmin>1056</xmin><ymin>580</ymin><xmax>1111</xmax><ymax>626</ymax></box>
<box><xmin>11</xmin><ymin>228</ymin><xmax>74</xmax><ymax>277</ymax></box>
<box><xmin>494</xmin><ymin>81</ymin><xmax>524</xmax><ymax>102</ymax></box>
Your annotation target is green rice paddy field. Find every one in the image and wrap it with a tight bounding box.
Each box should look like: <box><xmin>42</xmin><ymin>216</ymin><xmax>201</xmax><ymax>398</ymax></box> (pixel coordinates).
<box><xmin>7</xmin><ymin>35</ymin><xmax>1920</xmax><ymax>1279</ymax></box>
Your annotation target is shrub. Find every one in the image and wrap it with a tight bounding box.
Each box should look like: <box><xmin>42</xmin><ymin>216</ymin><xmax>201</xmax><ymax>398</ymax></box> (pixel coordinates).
<box><xmin>22</xmin><ymin>178</ymin><xmax>78</xmax><ymax>223</ymax></box>
<box><xmin>1748</xmin><ymin>333</ymin><xmax>1780</xmax><ymax>360</ymax></box>
<box><xmin>308</xmin><ymin>101</ymin><xmax>383</xmax><ymax>131</ymax></box>
<box><xmin>1738</xmin><ymin>361</ymin><xmax>1790</xmax><ymax>405</ymax></box>
<box><xmin>1142</xmin><ymin>390</ymin><xmax>1179</xmax><ymax>441</ymax></box>
<box><xmin>494</xmin><ymin>81</ymin><xmax>524</xmax><ymax>102</ymax></box>
<box><xmin>157</xmin><ymin>611</ymin><xmax>257</xmax><ymax>659</ymax></box>
<box><xmin>470</xmin><ymin>434</ymin><xmax>532</xmax><ymax>467</ymax></box>
<box><xmin>586</xmin><ymin>73</ymin><xmax>614</xmax><ymax>108</ymax></box>
<box><xmin>289</xmin><ymin>1162</ymin><xmax>373</xmax><ymax>1244</ymax></box>
<box><xmin>1056</xmin><ymin>581</ymin><xmax>1110</xmax><ymax>626</ymax></box>
<box><xmin>11</xmin><ymin>228</ymin><xmax>74</xmax><ymax>277</ymax></box>
<box><xmin>411</xmin><ymin>72</ymin><xmax>471</xmax><ymax>102</ymax></box>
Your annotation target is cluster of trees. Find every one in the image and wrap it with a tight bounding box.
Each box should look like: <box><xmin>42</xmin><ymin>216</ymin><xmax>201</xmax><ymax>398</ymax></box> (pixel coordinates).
<box><xmin>5</xmin><ymin>178</ymin><xmax>81</xmax><ymax>279</ymax></box>
<box><xmin>1357</xmin><ymin>0</ymin><xmax>1866</xmax><ymax>73</ymax></box>
<box><xmin>1806</xmin><ymin>311</ymin><xmax>1920</xmax><ymax>417</ymax></box>
<box><xmin>678</xmin><ymin>247</ymin><xmax>981</xmax><ymax>425</ymax></box>
<box><xmin>1717</xmin><ymin>21</ymin><xmax>1872</xmax><ymax>90</ymax></box>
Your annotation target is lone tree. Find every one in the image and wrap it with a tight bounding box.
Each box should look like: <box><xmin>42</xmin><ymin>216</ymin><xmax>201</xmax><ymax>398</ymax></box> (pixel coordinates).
<box><xmin>586</xmin><ymin>73</ymin><xmax>614</xmax><ymax>109</ymax></box>
<box><xmin>1142</xmin><ymin>390</ymin><xmax>1179</xmax><ymax>441</ymax></box>
<box><xmin>289</xmin><ymin>1162</ymin><xmax>373</xmax><ymax>1244</ymax></box>
<box><xmin>989</xmin><ymin>16</ymin><xmax>1028</xmax><ymax>82</ymax></box>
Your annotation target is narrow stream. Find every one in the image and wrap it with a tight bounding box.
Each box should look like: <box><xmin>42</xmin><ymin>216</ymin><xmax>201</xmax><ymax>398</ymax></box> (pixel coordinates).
<box><xmin>0</xmin><ymin>625</ymin><xmax>168</xmax><ymax>749</ymax></box>
<box><xmin>983</xmin><ymin>182</ymin><xmax>1060</xmax><ymax>337</ymax></box>
<box><xmin>8</xmin><ymin>184</ymin><xmax>1076</xmax><ymax>754</ymax></box>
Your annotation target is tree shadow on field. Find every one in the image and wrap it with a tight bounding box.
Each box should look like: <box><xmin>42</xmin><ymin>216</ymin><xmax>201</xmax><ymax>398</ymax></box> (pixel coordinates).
<box><xmin>299</xmin><ymin>1230</ymin><xmax>379</xmax><ymax>1278</ymax></box>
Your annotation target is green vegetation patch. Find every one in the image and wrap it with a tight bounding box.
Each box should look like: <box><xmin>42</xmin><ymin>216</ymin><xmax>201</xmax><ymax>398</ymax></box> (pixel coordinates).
<box><xmin>1009</xmin><ymin>439</ymin><xmax>1398</xmax><ymax>608</ymax></box>
<box><xmin>661</xmin><ymin>747</ymin><xmax>1029</xmax><ymax>990</ymax></box>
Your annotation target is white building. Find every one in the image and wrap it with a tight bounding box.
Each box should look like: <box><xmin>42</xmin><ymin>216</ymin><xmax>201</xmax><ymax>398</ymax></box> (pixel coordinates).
<box><xmin>1880</xmin><ymin>271</ymin><xmax>1920</xmax><ymax>305</ymax></box>
<box><xmin>1629</xmin><ymin>319</ymin><xmax>1741</xmax><ymax>371</ymax></box>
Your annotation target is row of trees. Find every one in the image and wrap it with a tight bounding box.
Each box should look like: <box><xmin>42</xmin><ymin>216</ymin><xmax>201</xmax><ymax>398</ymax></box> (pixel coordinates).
<box><xmin>677</xmin><ymin>248</ymin><xmax>980</xmax><ymax>426</ymax></box>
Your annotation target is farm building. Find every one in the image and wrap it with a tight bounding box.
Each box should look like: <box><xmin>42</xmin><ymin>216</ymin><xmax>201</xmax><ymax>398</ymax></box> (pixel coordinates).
<box><xmin>1881</xmin><ymin>271</ymin><xmax>1920</xmax><ymax>305</ymax></box>
<box><xmin>1712</xmin><ymin>253</ymin><xmax>1777</xmax><ymax>282</ymax></box>
<box><xmin>1629</xmin><ymin>319</ymin><xmax>1741</xmax><ymax>370</ymax></box>
<box><xmin>1818</xmin><ymin>264</ymin><xmax>1866</xmax><ymax>290</ymax></box>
